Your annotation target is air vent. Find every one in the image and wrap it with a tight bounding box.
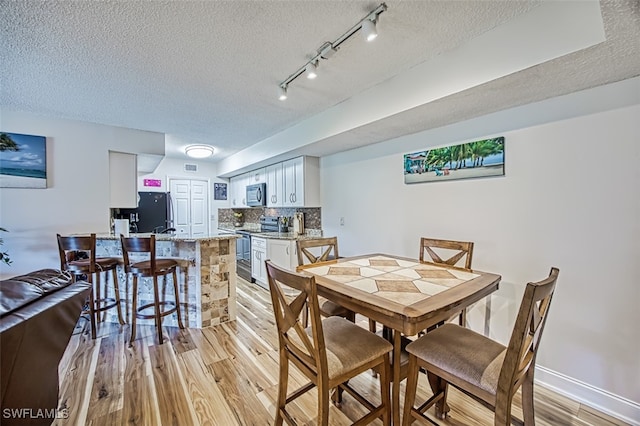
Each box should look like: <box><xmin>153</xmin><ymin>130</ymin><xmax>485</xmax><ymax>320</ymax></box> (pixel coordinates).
<box><xmin>184</xmin><ymin>163</ymin><xmax>198</xmax><ymax>172</ymax></box>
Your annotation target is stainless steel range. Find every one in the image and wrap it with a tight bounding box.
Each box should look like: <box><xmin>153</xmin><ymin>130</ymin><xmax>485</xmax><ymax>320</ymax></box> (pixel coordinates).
<box><xmin>234</xmin><ymin>216</ymin><xmax>280</xmax><ymax>282</ymax></box>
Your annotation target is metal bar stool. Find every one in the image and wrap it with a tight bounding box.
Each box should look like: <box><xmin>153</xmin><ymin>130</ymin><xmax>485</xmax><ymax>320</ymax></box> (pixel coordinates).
<box><xmin>120</xmin><ymin>234</ymin><xmax>184</xmax><ymax>345</ymax></box>
<box><xmin>57</xmin><ymin>233</ymin><xmax>125</xmax><ymax>339</ymax></box>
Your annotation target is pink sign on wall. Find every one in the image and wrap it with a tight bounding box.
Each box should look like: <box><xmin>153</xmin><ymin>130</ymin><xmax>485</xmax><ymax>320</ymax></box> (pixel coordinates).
<box><xmin>143</xmin><ymin>178</ymin><xmax>162</xmax><ymax>187</ymax></box>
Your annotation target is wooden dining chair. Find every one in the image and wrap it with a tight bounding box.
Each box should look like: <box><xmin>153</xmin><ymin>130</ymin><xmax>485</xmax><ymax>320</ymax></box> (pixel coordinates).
<box><xmin>265</xmin><ymin>260</ymin><xmax>392</xmax><ymax>426</ymax></box>
<box><xmin>120</xmin><ymin>234</ymin><xmax>184</xmax><ymax>345</ymax></box>
<box><xmin>296</xmin><ymin>237</ymin><xmax>356</xmax><ymax>323</ymax></box>
<box><xmin>402</xmin><ymin>267</ymin><xmax>560</xmax><ymax>426</ymax></box>
<box><xmin>57</xmin><ymin>233</ymin><xmax>125</xmax><ymax>339</ymax></box>
<box><xmin>420</xmin><ymin>237</ymin><xmax>474</xmax><ymax>326</ymax></box>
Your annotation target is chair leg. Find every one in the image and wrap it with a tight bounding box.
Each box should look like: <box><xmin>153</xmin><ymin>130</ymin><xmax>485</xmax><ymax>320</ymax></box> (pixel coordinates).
<box><xmin>427</xmin><ymin>371</ymin><xmax>449</xmax><ymax>419</ymax></box>
<box><xmin>153</xmin><ymin>275</ymin><xmax>164</xmax><ymax>345</ymax></box>
<box><xmin>129</xmin><ymin>276</ymin><xmax>138</xmax><ymax>345</ymax></box>
<box><xmin>275</xmin><ymin>350</ymin><xmax>288</xmax><ymax>426</ymax></box>
<box><xmin>521</xmin><ymin>367</ymin><xmax>536</xmax><ymax>425</ymax></box>
<box><xmin>402</xmin><ymin>354</ymin><xmax>419</xmax><ymax>426</ymax></box>
<box><xmin>173</xmin><ymin>269</ymin><xmax>185</xmax><ymax>329</ymax></box>
<box><xmin>458</xmin><ymin>308</ymin><xmax>467</xmax><ymax>327</ymax></box>
<box><xmin>95</xmin><ymin>271</ymin><xmax>103</xmax><ymax>322</ymax></box>
<box><xmin>346</xmin><ymin>310</ymin><xmax>355</xmax><ymax>322</ymax></box>
<box><xmin>370</xmin><ymin>319</ymin><xmax>379</xmax><ymax>376</ymax></box>
<box><xmin>111</xmin><ymin>268</ymin><xmax>125</xmax><ymax>325</ymax></box>
<box><xmin>318</xmin><ymin>377</ymin><xmax>330</xmax><ymax>426</ymax></box>
<box><xmin>379</xmin><ymin>353</ymin><xmax>391</xmax><ymax>426</ymax></box>
<box><xmin>88</xmin><ymin>274</ymin><xmax>97</xmax><ymax>340</ymax></box>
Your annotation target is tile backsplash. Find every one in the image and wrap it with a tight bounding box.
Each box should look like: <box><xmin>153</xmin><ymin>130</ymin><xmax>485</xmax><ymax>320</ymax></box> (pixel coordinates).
<box><xmin>218</xmin><ymin>207</ymin><xmax>321</xmax><ymax>231</ymax></box>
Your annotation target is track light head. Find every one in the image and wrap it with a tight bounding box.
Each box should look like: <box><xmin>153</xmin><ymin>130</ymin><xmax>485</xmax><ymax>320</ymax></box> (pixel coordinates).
<box><xmin>306</xmin><ymin>62</ymin><xmax>318</xmax><ymax>79</ymax></box>
<box><xmin>362</xmin><ymin>19</ymin><xmax>378</xmax><ymax>42</ymax></box>
<box><xmin>278</xmin><ymin>85</ymin><xmax>287</xmax><ymax>101</ymax></box>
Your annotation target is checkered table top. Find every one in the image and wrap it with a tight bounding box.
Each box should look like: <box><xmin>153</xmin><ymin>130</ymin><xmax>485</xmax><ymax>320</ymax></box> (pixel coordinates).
<box><xmin>301</xmin><ymin>255</ymin><xmax>479</xmax><ymax>306</ymax></box>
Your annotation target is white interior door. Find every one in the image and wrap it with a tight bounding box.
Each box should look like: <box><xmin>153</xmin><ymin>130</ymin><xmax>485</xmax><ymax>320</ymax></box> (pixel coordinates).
<box><xmin>190</xmin><ymin>180</ymin><xmax>208</xmax><ymax>237</ymax></box>
<box><xmin>169</xmin><ymin>178</ymin><xmax>209</xmax><ymax>238</ymax></box>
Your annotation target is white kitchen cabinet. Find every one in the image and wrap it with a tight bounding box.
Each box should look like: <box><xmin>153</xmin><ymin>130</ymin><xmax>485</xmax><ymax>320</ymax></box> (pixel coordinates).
<box><xmin>251</xmin><ymin>237</ymin><xmax>268</xmax><ymax>286</ymax></box>
<box><xmin>282</xmin><ymin>156</ymin><xmax>320</xmax><ymax>207</ymax></box>
<box><xmin>267</xmin><ymin>239</ymin><xmax>297</xmax><ymax>271</ymax></box>
<box><xmin>109</xmin><ymin>151</ymin><xmax>137</xmax><ymax>208</ymax></box>
<box><xmin>229</xmin><ymin>173</ymin><xmax>249</xmax><ymax>208</ymax></box>
<box><xmin>266</xmin><ymin>163</ymin><xmax>283</xmax><ymax>207</ymax></box>
<box><xmin>248</xmin><ymin>167</ymin><xmax>266</xmax><ymax>184</ymax></box>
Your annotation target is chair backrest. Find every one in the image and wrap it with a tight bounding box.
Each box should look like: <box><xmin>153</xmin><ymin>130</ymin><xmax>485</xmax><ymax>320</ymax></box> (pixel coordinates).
<box><xmin>419</xmin><ymin>237</ymin><xmax>474</xmax><ymax>270</ymax></box>
<box><xmin>120</xmin><ymin>234</ymin><xmax>156</xmax><ymax>273</ymax></box>
<box><xmin>497</xmin><ymin>267</ymin><xmax>559</xmax><ymax>405</ymax></box>
<box><xmin>296</xmin><ymin>237</ymin><xmax>339</xmax><ymax>266</ymax></box>
<box><xmin>57</xmin><ymin>233</ymin><xmax>96</xmax><ymax>272</ymax></box>
<box><xmin>265</xmin><ymin>260</ymin><xmax>328</xmax><ymax>380</ymax></box>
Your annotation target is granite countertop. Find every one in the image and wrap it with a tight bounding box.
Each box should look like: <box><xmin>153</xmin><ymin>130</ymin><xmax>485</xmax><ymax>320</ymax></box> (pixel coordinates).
<box><xmin>217</xmin><ymin>226</ymin><xmax>321</xmax><ymax>241</ymax></box>
<box><xmin>93</xmin><ymin>231</ymin><xmax>239</xmax><ymax>242</ymax></box>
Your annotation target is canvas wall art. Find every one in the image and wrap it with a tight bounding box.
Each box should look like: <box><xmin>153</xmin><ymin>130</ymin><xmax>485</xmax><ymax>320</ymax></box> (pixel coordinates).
<box><xmin>0</xmin><ymin>132</ymin><xmax>47</xmax><ymax>188</ymax></box>
<box><xmin>404</xmin><ymin>137</ymin><xmax>504</xmax><ymax>184</ymax></box>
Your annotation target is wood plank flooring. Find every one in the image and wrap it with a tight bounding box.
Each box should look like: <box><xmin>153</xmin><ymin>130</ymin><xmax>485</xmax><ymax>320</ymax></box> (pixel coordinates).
<box><xmin>54</xmin><ymin>276</ymin><xmax>629</xmax><ymax>425</ymax></box>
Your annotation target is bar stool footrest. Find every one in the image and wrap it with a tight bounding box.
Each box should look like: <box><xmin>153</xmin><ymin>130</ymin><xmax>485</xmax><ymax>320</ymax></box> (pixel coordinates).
<box><xmin>136</xmin><ymin>301</ymin><xmax>178</xmax><ymax>320</ymax></box>
<box><xmin>94</xmin><ymin>297</ymin><xmax>119</xmax><ymax>312</ymax></box>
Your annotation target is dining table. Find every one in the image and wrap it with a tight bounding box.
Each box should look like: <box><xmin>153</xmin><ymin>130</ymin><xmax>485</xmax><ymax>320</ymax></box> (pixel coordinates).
<box><xmin>297</xmin><ymin>253</ymin><xmax>501</xmax><ymax>425</ymax></box>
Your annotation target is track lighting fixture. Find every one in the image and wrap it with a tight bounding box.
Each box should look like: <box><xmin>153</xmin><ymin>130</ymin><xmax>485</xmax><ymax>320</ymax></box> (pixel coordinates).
<box><xmin>277</xmin><ymin>2</ymin><xmax>387</xmax><ymax>100</ymax></box>
<box><xmin>306</xmin><ymin>61</ymin><xmax>318</xmax><ymax>79</ymax></box>
<box><xmin>278</xmin><ymin>85</ymin><xmax>287</xmax><ymax>101</ymax></box>
<box><xmin>362</xmin><ymin>19</ymin><xmax>378</xmax><ymax>42</ymax></box>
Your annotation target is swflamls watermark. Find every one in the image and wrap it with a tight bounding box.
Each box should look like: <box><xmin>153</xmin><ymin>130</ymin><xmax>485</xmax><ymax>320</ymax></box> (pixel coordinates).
<box><xmin>2</xmin><ymin>408</ymin><xmax>69</xmax><ymax>419</ymax></box>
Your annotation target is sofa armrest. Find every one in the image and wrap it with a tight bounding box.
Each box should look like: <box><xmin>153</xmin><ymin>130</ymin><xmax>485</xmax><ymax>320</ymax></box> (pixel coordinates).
<box><xmin>1</xmin><ymin>281</ymin><xmax>90</xmax><ymax>425</ymax></box>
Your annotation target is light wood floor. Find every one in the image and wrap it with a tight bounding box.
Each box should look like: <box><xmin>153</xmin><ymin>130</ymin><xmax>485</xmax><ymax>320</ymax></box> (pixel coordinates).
<box><xmin>54</xmin><ymin>276</ymin><xmax>628</xmax><ymax>426</ymax></box>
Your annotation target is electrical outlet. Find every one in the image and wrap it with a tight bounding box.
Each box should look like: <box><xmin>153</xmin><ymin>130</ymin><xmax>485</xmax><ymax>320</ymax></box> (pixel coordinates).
<box><xmin>340</xmin><ymin>217</ymin><xmax>345</xmax><ymax>226</ymax></box>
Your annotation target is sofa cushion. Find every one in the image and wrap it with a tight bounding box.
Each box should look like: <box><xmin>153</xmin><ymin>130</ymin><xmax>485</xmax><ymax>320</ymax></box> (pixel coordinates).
<box><xmin>0</xmin><ymin>269</ymin><xmax>74</xmax><ymax>317</ymax></box>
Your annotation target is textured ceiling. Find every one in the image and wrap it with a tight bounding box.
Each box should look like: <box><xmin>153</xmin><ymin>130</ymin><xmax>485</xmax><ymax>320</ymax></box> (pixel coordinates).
<box><xmin>1</xmin><ymin>0</ymin><xmax>639</xmax><ymax>169</ymax></box>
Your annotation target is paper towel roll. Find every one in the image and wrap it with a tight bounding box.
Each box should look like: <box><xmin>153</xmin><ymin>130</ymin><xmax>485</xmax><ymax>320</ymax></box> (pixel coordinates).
<box><xmin>114</xmin><ymin>219</ymin><xmax>129</xmax><ymax>237</ymax></box>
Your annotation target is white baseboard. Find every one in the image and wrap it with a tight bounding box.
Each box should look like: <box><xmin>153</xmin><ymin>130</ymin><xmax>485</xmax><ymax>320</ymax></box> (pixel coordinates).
<box><xmin>535</xmin><ymin>366</ymin><xmax>640</xmax><ymax>425</ymax></box>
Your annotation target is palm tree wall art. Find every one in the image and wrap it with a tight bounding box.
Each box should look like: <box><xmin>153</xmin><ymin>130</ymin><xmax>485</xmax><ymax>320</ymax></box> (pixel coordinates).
<box><xmin>404</xmin><ymin>137</ymin><xmax>504</xmax><ymax>184</ymax></box>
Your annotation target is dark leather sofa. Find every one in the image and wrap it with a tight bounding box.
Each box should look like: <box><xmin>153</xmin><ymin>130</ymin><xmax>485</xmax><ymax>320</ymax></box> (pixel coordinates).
<box><xmin>0</xmin><ymin>269</ymin><xmax>90</xmax><ymax>425</ymax></box>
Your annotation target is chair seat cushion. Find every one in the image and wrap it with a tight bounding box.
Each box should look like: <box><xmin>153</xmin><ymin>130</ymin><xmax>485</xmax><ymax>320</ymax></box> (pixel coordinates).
<box><xmin>67</xmin><ymin>257</ymin><xmax>119</xmax><ymax>272</ymax></box>
<box><xmin>405</xmin><ymin>323</ymin><xmax>506</xmax><ymax>396</ymax></box>
<box><xmin>318</xmin><ymin>297</ymin><xmax>352</xmax><ymax>318</ymax></box>
<box><xmin>313</xmin><ymin>317</ymin><xmax>392</xmax><ymax>380</ymax></box>
<box><xmin>130</xmin><ymin>258</ymin><xmax>179</xmax><ymax>276</ymax></box>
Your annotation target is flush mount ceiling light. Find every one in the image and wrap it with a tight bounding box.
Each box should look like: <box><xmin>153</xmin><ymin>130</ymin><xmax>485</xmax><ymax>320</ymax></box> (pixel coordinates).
<box><xmin>185</xmin><ymin>144</ymin><xmax>214</xmax><ymax>159</ymax></box>
<box><xmin>277</xmin><ymin>2</ymin><xmax>387</xmax><ymax>100</ymax></box>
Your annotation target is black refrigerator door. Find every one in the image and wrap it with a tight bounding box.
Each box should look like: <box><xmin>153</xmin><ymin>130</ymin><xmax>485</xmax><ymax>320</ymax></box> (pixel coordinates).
<box><xmin>136</xmin><ymin>192</ymin><xmax>170</xmax><ymax>233</ymax></box>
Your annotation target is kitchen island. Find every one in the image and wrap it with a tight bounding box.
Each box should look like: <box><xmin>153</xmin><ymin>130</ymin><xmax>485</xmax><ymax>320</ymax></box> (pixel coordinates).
<box><xmin>95</xmin><ymin>232</ymin><xmax>239</xmax><ymax>328</ymax></box>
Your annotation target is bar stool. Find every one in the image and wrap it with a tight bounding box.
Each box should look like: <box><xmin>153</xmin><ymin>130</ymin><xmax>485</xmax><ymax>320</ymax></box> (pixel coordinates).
<box><xmin>120</xmin><ymin>234</ymin><xmax>184</xmax><ymax>345</ymax></box>
<box><xmin>57</xmin><ymin>233</ymin><xmax>125</xmax><ymax>339</ymax></box>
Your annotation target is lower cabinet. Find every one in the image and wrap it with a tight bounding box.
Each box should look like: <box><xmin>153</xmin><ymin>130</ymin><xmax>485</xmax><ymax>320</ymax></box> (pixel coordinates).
<box><xmin>267</xmin><ymin>239</ymin><xmax>297</xmax><ymax>272</ymax></box>
<box><xmin>251</xmin><ymin>237</ymin><xmax>267</xmax><ymax>287</ymax></box>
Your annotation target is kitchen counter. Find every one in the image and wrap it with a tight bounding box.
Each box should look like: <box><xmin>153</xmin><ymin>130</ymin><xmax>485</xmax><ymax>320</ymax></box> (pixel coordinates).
<box><xmin>95</xmin><ymin>232</ymin><xmax>237</xmax><ymax>328</ymax></box>
<box><xmin>217</xmin><ymin>226</ymin><xmax>321</xmax><ymax>241</ymax></box>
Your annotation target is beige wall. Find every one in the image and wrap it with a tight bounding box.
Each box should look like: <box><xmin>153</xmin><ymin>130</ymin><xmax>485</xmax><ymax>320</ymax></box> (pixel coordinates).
<box><xmin>320</xmin><ymin>82</ymin><xmax>640</xmax><ymax>422</ymax></box>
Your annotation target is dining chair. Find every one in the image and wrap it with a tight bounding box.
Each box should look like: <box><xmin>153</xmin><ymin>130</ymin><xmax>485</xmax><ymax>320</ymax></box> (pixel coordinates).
<box><xmin>57</xmin><ymin>233</ymin><xmax>125</xmax><ymax>339</ymax></box>
<box><xmin>420</xmin><ymin>237</ymin><xmax>474</xmax><ymax>326</ymax></box>
<box><xmin>120</xmin><ymin>234</ymin><xmax>184</xmax><ymax>345</ymax></box>
<box><xmin>402</xmin><ymin>267</ymin><xmax>560</xmax><ymax>426</ymax></box>
<box><xmin>265</xmin><ymin>260</ymin><xmax>392</xmax><ymax>426</ymax></box>
<box><xmin>296</xmin><ymin>237</ymin><xmax>356</xmax><ymax>323</ymax></box>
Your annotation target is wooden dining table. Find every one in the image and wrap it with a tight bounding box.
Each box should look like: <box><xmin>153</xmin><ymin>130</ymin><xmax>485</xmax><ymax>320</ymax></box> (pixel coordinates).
<box><xmin>297</xmin><ymin>253</ymin><xmax>501</xmax><ymax>425</ymax></box>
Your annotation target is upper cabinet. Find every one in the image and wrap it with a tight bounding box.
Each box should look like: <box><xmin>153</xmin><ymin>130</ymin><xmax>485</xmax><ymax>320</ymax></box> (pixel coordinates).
<box><xmin>229</xmin><ymin>174</ymin><xmax>248</xmax><ymax>208</ymax></box>
<box><xmin>109</xmin><ymin>151</ymin><xmax>137</xmax><ymax>208</ymax></box>
<box><xmin>266</xmin><ymin>163</ymin><xmax>283</xmax><ymax>207</ymax></box>
<box><xmin>230</xmin><ymin>156</ymin><xmax>320</xmax><ymax>208</ymax></box>
<box><xmin>282</xmin><ymin>156</ymin><xmax>320</xmax><ymax>207</ymax></box>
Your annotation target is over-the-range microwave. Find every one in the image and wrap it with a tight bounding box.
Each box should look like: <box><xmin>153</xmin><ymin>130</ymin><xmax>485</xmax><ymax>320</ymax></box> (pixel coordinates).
<box><xmin>246</xmin><ymin>183</ymin><xmax>266</xmax><ymax>207</ymax></box>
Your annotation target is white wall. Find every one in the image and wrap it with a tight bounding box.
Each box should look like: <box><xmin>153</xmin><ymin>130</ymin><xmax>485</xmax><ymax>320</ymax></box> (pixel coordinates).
<box><xmin>320</xmin><ymin>82</ymin><xmax>640</xmax><ymax>422</ymax></box>
<box><xmin>0</xmin><ymin>110</ymin><xmax>165</xmax><ymax>278</ymax></box>
<box><xmin>137</xmin><ymin>157</ymin><xmax>230</xmax><ymax>231</ymax></box>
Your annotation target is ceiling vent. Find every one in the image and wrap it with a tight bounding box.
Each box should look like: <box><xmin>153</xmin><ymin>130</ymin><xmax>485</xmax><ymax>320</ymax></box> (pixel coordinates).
<box><xmin>184</xmin><ymin>163</ymin><xmax>198</xmax><ymax>172</ymax></box>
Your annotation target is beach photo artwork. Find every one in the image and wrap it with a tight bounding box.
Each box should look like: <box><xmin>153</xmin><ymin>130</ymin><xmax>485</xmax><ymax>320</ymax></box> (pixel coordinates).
<box><xmin>404</xmin><ymin>137</ymin><xmax>504</xmax><ymax>184</ymax></box>
<box><xmin>0</xmin><ymin>132</ymin><xmax>47</xmax><ymax>188</ymax></box>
